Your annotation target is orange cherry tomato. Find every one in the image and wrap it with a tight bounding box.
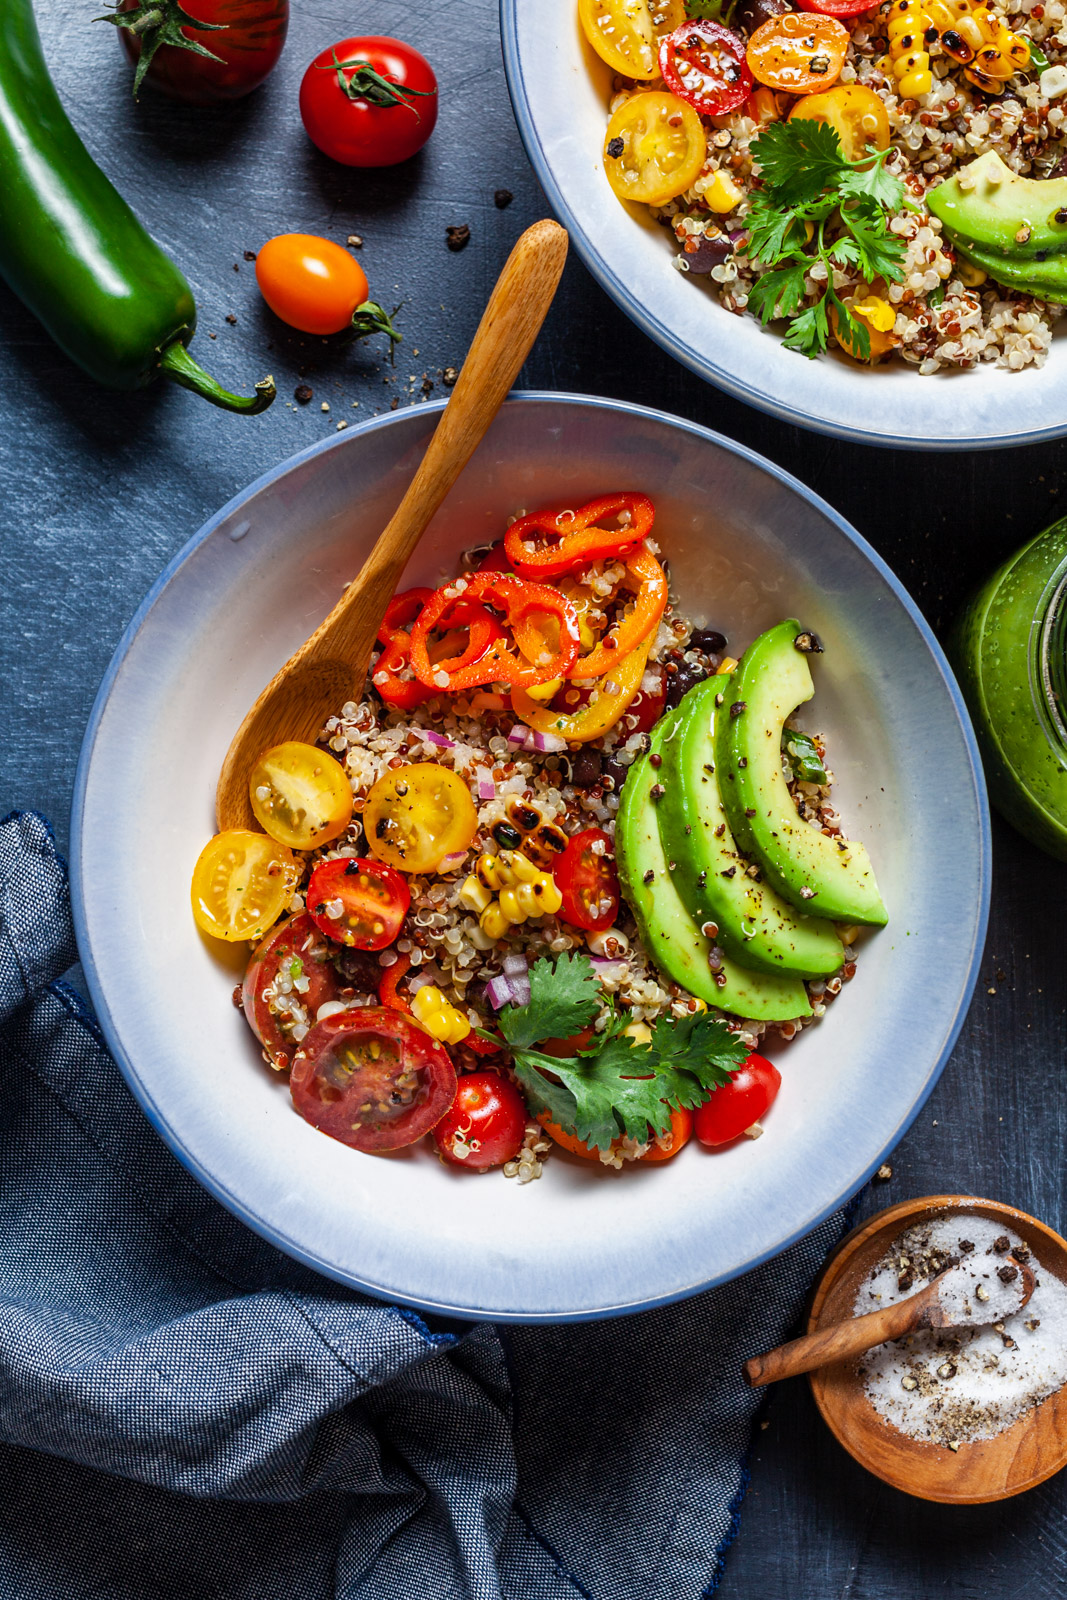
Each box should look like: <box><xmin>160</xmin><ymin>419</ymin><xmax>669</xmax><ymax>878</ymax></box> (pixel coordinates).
<box><xmin>540</xmin><ymin>1106</ymin><xmax>692</xmax><ymax>1162</ymax></box>
<box><xmin>746</xmin><ymin>12</ymin><xmax>849</xmax><ymax>94</ymax></box>
<box><xmin>256</xmin><ymin>233</ymin><xmax>369</xmax><ymax>334</ymax></box>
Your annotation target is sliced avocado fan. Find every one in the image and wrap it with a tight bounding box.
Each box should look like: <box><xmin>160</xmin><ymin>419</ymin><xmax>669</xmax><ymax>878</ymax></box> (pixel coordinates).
<box><xmin>927</xmin><ymin>151</ymin><xmax>1067</xmax><ymax>304</ymax></box>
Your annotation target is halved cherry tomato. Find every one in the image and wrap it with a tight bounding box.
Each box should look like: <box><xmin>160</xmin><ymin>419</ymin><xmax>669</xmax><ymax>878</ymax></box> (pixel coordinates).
<box><xmin>659</xmin><ymin>21</ymin><xmax>752</xmax><ymax>118</ymax></box>
<box><xmin>799</xmin><ymin>0</ymin><xmax>879</xmax><ymax>16</ymax></box>
<box><xmin>604</xmin><ymin>92</ymin><xmax>708</xmax><ymax>207</ymax></box>
<box><xmin>694</xmin><ymin>1052</ymin><xmax>782</xmax><ymax>1146</ymax></box>
<box><xmin>627</xmin><ymin>666</ymin><xmax>667</xmax><ymax>734</ymax></box>
<box><xmin>248</xmin><ymin>742</ymin><xmax>353</xmax><ymax>851</ymax></box>
<box><xmin>578</xmin><ymin>0</ymin><xmax>686</xmax><ymax>80</ymax></box>
<box><xmin>307</xmin><ymin>857</ymin><xmax>410</xmax><ymax>950</ymax></box>
<box><xmin>363</xmin><ymin>765</ymin><xmax>478</xmax><ymax>876</ymax></box>
<box><xmin>788</xmin><ymin>84</ymin><xmax>890</xmax><ymax>161</ymax></box>
<box><xmin>540</xmin><ymin>1106</ymin><xmax>691</xmax><ymax>1162</ymax></box>
<box><xmin>555</xmin><ymin>828</ymin><xmax>620</xmax><ymax>933</ymax></box>
<box><xmin>243</xmin><ymin>912</ymin><xmax>341</xmax><ymax>1070</ymax></box>
<box><xmin>191</xmin><ymin>829</ymin><xmax>299</xmax><ymax>943</ymax></box>
<box><xmin>299</xmin><ymin>36</ymin><xmax>438</xmax><ymax>167</ymax></box>
<box><xmin>290</xmin><ymin>1007</ymin><xmax>456</xmax><ymax>1152</ymax></box>
<box><xmin>432</xmin><ymin>1072</ymin><xmax>528</xmax><ymax>1170</ymax></box>
<box><xmin>746</xmin><ymin>12</ymin><xmax>848</xmax><ymax>94</ymax></box>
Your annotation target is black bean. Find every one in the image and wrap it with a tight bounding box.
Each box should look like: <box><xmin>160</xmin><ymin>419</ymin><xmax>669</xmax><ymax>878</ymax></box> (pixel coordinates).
<box><xmin>689</xmin><ymin>627</ymin><xmax>727</xmax><ymax>655</ymax></box>
<box><xmin>569</xmin><ymin>749</ymin><xmax>603</xmax><ymax>789</ymax></box>
<box><xmin>665</xmin><ymin>662</ymin><xmax>710</xmax><ymax>711</ymax></box>
<box><xmin>336</xmin><ymin>948</ymin><xmax>383</xmax><ymax>992</ymax></box>
<box><xmin>735</xmin><ymin>0</ymin><xmax>789</xmax><ymax>33</ymax></box>
<box><xmin>681</xmin><ymin>235</ymin><xmax>732</xmax><ymax>276</ymax></box>
<box><xmin>601</xmin><ymin>755</ymin><xmax>629</xmax><ymax>793</ymax></box>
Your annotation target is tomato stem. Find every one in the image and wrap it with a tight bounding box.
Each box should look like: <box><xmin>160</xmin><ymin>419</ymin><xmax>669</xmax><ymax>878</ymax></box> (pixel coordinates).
<box><xmin>319</xmin><ymin>51</ymin><xmax>436</xmax><ymax>117</ymax></box>
<box><xmin>158</xmin><ymin>340</ymin><xmax>276</xmax><ymax>413</ymax></box>
<box><xmin>96</xmin><ymin>1</ymin><xmax>228</xmax><ymax>97</ymax></box>
<box><xmin>350</xmin><ymin>300</ymin><xmax>403</xmax><ymax>364</ymax></box>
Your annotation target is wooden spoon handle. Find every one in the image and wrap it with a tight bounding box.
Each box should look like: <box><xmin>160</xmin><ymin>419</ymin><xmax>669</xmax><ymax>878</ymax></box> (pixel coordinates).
<box><xmin>316</xmin><ymin>218</ymin><xmax>569</xmax><ymax>671</ymax></box>
<box><xmin>742</xmin><ymin>1291</ymin><xmax>931</xmax><ymax>1387</ymax></box>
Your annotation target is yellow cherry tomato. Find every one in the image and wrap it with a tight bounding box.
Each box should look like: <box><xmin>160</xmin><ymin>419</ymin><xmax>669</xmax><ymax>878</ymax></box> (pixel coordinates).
<box><xmin>830</xmin><ymin>283</ymin><xmax>900</xmax><ymax>362</ymax></box>
<box><xmin>746</xmin><ymin>13</ymin><xmax>849</xmax><ymax>95</ymax></box>
<box><xmin>578</xmin><ymin>0</ymin><xmax>685</xmax><ymax>80</ymax></box>
<box><xmin>256</xmin><ymin>234</ymin><xmax>369</xmax><ymax>335</ymax></box>
<box><xmin>604</xmin><ymin>92</ymin><xmax>707</xmax><ymax>207</ymax></box>
<box><xmin>363</xmin><ymin>764</ymin><xmax>478</xmax><ymax>876</ymax></box>
<box><xmin>248</xmin><ymin>742</ymin><xmax>353</xmax><ymax>851</ymax></box>
<box><xmin>191</xmin><ymin>830</ymin><xmax>300</xmax><ymax>943</ymax></box>
<box><xmin>788</xmin><ymin>85</ymin><xmax>890</xmax><ymax>162</ymax></box>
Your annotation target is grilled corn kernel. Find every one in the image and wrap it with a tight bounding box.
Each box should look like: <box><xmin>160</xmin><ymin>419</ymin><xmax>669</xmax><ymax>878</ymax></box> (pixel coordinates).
<box><xmin>898</xmin><ymin>66</ymin><xmax>934</xmax><ymax>94</ymax></box>
<box><xmin>703</xmin><ymin>170</ymin><xmax>744</xmax><ymax>215</ymax></box>
<box><xmin>506</xmin><ymin>850</ymin><xmax>541</xmax><ymax>883</ymax></box>
<box><xmin>479</xmin><ymin>902</ymin><xmax>512</xmax><ymax>941</ymax></box>
<box><xmin>412</xmin><ymin>985</ymin><xmax>472</xmax><ymax>1045</ymax></box>
<box><xmin>535</xmin><ymin>877</ymin><xmax>564</xmax><ymax>916</ymax></box>
<box><xmin>459</xmin><ymin>873</ymin><xmax>492</xmax><ymax>914</ymax></box>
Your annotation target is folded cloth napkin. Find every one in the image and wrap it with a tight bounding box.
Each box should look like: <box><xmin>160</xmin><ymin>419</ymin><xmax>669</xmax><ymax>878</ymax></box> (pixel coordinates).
<box><xmin>0</xmin><ymin>810</ymin><xmax>849</xmax><ymax>1600</ymax></box>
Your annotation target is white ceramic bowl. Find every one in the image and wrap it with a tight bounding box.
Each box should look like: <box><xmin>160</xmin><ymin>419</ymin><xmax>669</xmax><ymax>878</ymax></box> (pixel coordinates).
<box><xmin>71</xmin><ymin>394</ymin><xmax>989</xmax><ymax>1321</ymax></box>
<box><xmin>500</xmin><ymin>3</ymin><xmax>1067</xmax><ymax>450</ymax></box>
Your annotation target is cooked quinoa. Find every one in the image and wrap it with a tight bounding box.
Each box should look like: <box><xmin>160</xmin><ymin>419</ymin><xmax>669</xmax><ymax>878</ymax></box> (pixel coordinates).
<box><xmin>609</xmin><ymin>0</ymin><xmax>1067</xmax><ymax>371</ymax></box>
<box><xmin>277</xmin><ymin>560</ymin><xmax>858</xmax><ymax>1170</ymax></box>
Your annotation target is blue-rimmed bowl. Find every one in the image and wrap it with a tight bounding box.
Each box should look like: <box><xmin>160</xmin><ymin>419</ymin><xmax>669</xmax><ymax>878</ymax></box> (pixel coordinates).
<box><xmin>500</xmin><ymin>2</ymin><xmax>1067</xmax><ymax>450</ymax></box>
<box><xmin>71</xmin><ymin>394</ymin><xmax>989</xmax><ymax>1322</ymax></box>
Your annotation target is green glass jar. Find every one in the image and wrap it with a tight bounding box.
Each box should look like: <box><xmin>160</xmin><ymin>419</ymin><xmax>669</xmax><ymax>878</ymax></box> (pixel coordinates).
<box><xmin>951</xmin><ymin>516</ymin><xmax>1067</xmax><ymax>860</ymax></box>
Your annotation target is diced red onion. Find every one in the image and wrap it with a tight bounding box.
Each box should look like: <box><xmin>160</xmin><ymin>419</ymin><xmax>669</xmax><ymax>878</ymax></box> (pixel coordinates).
<box><xmin>502</xmin><ymin>953</ymin><xmax>529</xmax><ymax>978</ymax></box>
<box><xmin>590</xmin><ymin>956</ymin><xmax>627</xmax><ymax>980</ymax></box>
<box><xmin>477</xmin><ymin>772</ymin><xmax>496</xmax><ymax>799</ymax></box>
<box><xmin>531</xmin><ymin>730</ymin><xmax>568</xmax><ymax>753</ymax></box>
<box><xmin>509</xmin><ymin>978</ymin><xmax>531</xmax><ymax>1008</ymax></box>
<box><xmin>424</xmin><ymin>730</ymin><xmax>455</xmax><ymax>748</ymax></box>
<box><xmin>485</xmin><ymin>975</ymin><xmax>516</xmax><ymax>1011</ymax></box>
<box><xmin>438</xmin><ymin>851</ymin><xmax>468</xmax><ymax>872</ymax></box>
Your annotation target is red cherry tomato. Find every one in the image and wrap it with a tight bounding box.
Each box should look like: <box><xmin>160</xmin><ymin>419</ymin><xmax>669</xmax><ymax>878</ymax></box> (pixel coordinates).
<box><xmin>290</xmin><ymin>1008</ymin><xmax>456</xmax><ymax>1153</ymax></box>
<box><xmin>554</xmin><ymin>828</ymin><xmax>620</xmax><ymax>933</ymax></box>
<box><xmin>627</xmin><ymin>667</ymin><xmax>667</xmax><ymax>735</ymax></box>
<box><xmin>694</xmin><ymin>1053</ymin><xmax>782</xmax><ymax>1147</ymax></box>
<box><xmin>306</xmin><ymin>857</ymin><xmax>410</xmax><ymax>951</ymax></box>
<box><xmin>432</xmin><ymin>1072</ymin><xmax>528</xmax><ymax>1170</ymax></box>
<box><xmin>118</xmin><ymin>0</ymin><xmax>288</xmax><ymax>104</ymax></box>
<box><xmin>299</xmin><ymin>36</ymin><xmax>439</xmax><ymax>168</ymax></box>
<box><xmin>242</xmin><ymin>912</ymin><xmax>340</xmax><ymax>1071</ymax></box>
<box><xmin>658</xmin><ymin>21</ymin><xmax>753</xmax><ymax>117</ymax></box>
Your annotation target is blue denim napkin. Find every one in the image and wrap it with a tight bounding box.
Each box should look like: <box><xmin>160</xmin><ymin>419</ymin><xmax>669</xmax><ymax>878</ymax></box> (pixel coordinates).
<box><xmin>0</xmin><ymin>809</ymin><xmax>849</xmax><ymax>1600</ymax></box>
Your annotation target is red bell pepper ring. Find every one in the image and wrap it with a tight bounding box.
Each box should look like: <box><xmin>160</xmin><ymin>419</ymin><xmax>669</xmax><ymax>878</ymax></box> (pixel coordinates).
<box><xmin>378</xmin><ymin>951</ymin><xmax>412</xmax><ymax>1015</ymax></box>
<box><xmin>504</xmin><ymin>492</ymin><xmax>655</xmax><ymax>581</ymax></box>
<box><xmin>373</xmin><ymin>588</ymin><xmax>437</xmax><ymax>709</ymax></box>
<box><xmin>410</xmin><ymin>572</ymin><xmax>581</xmax><ymax>692</ymax></box>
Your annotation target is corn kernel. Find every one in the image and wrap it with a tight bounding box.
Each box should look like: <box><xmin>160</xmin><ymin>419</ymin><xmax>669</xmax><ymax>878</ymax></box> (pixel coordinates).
<box><xmin>460</xmin><ymin>874</ymin><xmax>492</xmax><ymax>914</ymax></box>
<box><xmin>623</xmin><ymin>1021</ymin><xmax>653</xmax><ymax>1045</ymax></box>
<box><xmin>479</xmin><ymin>902</ymin><xmax>511</xmax><ymax>941</ymax></box>
<box><xmin>703</xmin><ymin>170</ymin><xmax>744</xmax><ymax>215</ymax></box>
<box><xmin>412</xmin><ymin>985</ymin><xmax>471</xmax><ymax>1044</ymax></box>
<box><xmin>716</xmin><ymin>656</ymin><xmax>738</xmax><ymax>675</ymax></box>
<box><xmin>539</xmin><ymin>878</ymin><xmax>564</xmax><ymax>916</ymax></box>
<box><xmin>498</xmin><ymin>886</ymin><xmax>523</xmax><ymax>924</ymax></box>
<box><xmin>898</xmin><ymin>66</ymin><xmax>933</xmax><ymax>94</ymax></box>
<box><xmin>507</xmin><ymin>850</ymin><xmax>541</xmax><ymax>883</ymax></box>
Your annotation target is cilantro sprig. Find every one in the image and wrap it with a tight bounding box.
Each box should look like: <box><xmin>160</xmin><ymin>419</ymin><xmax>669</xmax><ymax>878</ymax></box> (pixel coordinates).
<box><xmin>488</xmin><ymin>953</ymin><xmax>749</xmax><ymax>1152</ymax></box>
<box><xmin>745</xmin><ymin>120</ymin><xmax>908</xmax><ymax>360</ymax></box>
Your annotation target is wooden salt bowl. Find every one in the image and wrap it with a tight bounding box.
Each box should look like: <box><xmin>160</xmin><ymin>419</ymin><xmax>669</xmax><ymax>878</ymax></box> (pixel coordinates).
<box><xmin>808</xmin><ymin>1195</ymin><xmax>1067</xmax><ymax>1503</ymax></box>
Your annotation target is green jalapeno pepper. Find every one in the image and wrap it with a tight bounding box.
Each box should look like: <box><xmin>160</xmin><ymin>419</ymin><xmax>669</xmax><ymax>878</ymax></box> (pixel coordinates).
<box><xmin>0</xmin><ymin>0</ymin><xmax>274</xmax><ymax>413</ymax></box>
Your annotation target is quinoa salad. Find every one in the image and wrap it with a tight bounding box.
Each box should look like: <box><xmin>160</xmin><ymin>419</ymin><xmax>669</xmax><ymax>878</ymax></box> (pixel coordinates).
<box><xmin>191</xmin><ymin>494</ymin><xmax>886</xmax><ymax>1177</ymax></box>
<box><xmin>584</xmin><ymin>0</ymin><xmax>1067</xmax><ymax>371</ymax></box>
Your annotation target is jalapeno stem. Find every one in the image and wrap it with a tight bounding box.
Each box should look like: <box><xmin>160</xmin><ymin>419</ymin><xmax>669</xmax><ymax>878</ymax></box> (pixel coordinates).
<box><xmin>158</xmin><ymin>340</ymin><xmax>276</xmax><ymax>413</ymax></box>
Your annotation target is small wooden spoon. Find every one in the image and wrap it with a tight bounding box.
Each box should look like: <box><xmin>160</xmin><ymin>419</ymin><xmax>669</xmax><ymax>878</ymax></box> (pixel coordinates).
<box><xmin>216</xmin><ymin>217</ymin><xmax>569</xmax><ymax>831</ymax></box>
<box><xmin>743</xmin><ymin>1258</ymin><xmax>1036</xmax><ymax>1388</ymax></box>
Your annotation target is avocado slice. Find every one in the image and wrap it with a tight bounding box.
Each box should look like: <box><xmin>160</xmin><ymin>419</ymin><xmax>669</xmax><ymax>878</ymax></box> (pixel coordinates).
<box><xmin>715</xmin><ymin>620</ymin><xmax>888</xmax><ymax>927</ymax></box>
<box><xmin>616</xmin><ymin>707</ymin><xmax>811</xmax><ymax>1023</ymax></box>
<box><xmin>657</xmin><ymin>677</ymin><xmax>844</xmax><ymax>978</ymax></box>
<box><xmin>927</xmin><ymin>151</ymin><xmax>1067</xmax><ymax>304</ymax></box>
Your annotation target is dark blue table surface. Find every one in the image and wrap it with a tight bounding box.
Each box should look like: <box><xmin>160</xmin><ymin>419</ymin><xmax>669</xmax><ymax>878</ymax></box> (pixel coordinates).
<box><xmin>3</xmin><ymin>2</ymin><xmax>1066</xmax><ymax>1595</ymax></box>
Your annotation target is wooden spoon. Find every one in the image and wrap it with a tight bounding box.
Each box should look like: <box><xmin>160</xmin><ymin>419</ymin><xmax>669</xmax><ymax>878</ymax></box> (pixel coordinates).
<box><xmin>216</xmin><ymin>218</ymin><xmax>569</xmax><ymax>831</ymax></box>
<box><xmin>743</xmin><ymin>1258</ymin><xmax>1036</xmax><ymax>1388</ymax></box>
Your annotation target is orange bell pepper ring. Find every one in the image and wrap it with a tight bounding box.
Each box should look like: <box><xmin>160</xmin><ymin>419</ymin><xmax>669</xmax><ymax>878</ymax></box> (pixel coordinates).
<box><xmin>512</xmin><ymin>633</ymin><xmax>654</xmax><ymax>744</ymax></box>
<box><xmin>563</xmin><ymin>546</ymin><xmax>667</xmax><ymax>680</ymax></box>
<box><xmin>410</xmin><ymin>571</ymin><xmax>581</xmax><ymax>692</ymax></box>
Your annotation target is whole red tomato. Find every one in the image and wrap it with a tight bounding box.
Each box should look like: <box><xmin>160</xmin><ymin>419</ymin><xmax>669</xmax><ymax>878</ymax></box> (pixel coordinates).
<box><xmin>299</xmin><ymin>36</ymin><xmax>439</xmax><ymax>168</ymax></box>
<box><xmin>117</xmin><ymin>0</ymin><xmax>288</xmax><ymax>103</ymax></box>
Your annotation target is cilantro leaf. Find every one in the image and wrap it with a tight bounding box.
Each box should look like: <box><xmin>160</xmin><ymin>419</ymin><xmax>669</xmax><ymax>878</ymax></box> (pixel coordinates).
<box><xmin>502</xmin><ymin>956</ymin><xmax>750</xmax><ymax>1151</ymax></box>
<box><xmin>842</xmin><ymin>206</ymin><xmax>906</xmax><ymax>285</ymax></box>
<box><xmin>827</xmin><ymin>236</ymin><xmax>861</xmax><ymax>269</ymax></box>
<box><xmin>781</xmin><ymin>297</ymin><xmax>830</xmax><ymax>359</ymax></box>
<box><xmin>839</xmin><ymin>154</ymin><xmax>905</xmax><ymax>213</ymax></box>
<box><xmin>745</xmin><ymin>192</ymin><xmax>808</xmax><ymax>267</ymax></box>
<box><xmin>751</xmin><ymin>119</ymin><xmax>845</xmax><ymax>208</ymax></box>
<box><xmin>747</xmin><ymin>261</ymin><xmax>809</xmax><ymax>325</ymax></box>
<box><xmin>496</xmin><ymin>951</ymin><xmax>601</xmax><ymax>1052</ymax></box>
<box><xmin>826</xmin><ymin>287</ymin><xmax>871</xmax><ymax>361</ymax></box>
